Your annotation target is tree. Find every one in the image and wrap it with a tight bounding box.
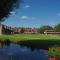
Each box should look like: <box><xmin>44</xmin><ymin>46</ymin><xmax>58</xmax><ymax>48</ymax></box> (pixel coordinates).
<box><xmin>38</xmin><ymin>25</ymin><xmax>53</xmax><ymax>34</ymax></box>
<box><xmin>20</xmin><ymin>28</ymin><xmax>24</xmax><ymax>33</ymax></box>
<box><xmin>0</xmin><ymin>0</ymin><xmax>20</xmax><ymax>22</ymax></box>
<box><xmin>54</xmin><ymin>24</ymin><xmax>60</xmax><ymax>32</ymax></box>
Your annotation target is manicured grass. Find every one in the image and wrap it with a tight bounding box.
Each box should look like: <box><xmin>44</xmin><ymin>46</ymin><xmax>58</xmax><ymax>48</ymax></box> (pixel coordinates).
<box><xmin>0</xmin><ymin>34</ymin><xmax>60</xmax><ymax>42</ymax></box>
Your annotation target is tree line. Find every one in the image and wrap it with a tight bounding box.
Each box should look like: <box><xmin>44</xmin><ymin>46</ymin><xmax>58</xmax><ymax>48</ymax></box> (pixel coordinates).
<box><xmin>37</xmin><ymin>24</ymin><xmax>60</xmax><ymax>34</ymax></box>
<box><xmin>15</xmin><ymin>24</ymin><xmax>60</xmax><ymax>34</ymax></box>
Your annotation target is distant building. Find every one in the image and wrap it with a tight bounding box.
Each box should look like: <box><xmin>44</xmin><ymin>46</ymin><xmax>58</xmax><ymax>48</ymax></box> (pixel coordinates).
<box><xmin>12</xmin><ymin>28</ymin><xmax>22</xmax><ymax>34</ymax></box>
<box><xmin>44</xmin><ymin>30</ymin><xmax>60</xmax><ymax>35</ymax></box>
<box><xmin>0</xmin><ymin>24</ymin><xmax>12</xmax><ymax>35</ymax></box>
<box><xmin>0</xmin><ymin>24</ymin><xmax>38</xmax><ymax>35</ymax></box>
<box><xmin>24</xmin><ymin>28</ymin><xmax>37</xmax><ymax>34</ymax></box>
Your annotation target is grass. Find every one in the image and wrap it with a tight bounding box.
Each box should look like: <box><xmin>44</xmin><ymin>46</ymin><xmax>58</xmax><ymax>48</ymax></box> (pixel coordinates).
<box><xmin>48</xmin><ymin>45</ymin><xmax>60</xmax><ymax>57</ymax></box>
<box><xmin>0</xmin><ymin>34</ymin><xmax>60</xmax><ymax>42</ymax></box>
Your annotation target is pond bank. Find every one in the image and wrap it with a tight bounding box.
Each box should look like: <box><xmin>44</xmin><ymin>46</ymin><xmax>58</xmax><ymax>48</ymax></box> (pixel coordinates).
<box><xmin>0</xmin><ymin>39</ymin><xmax>60</xmax><ymax>50</ymax></box>
<box><xmin>0</xmin><ymin>39</ymin><xmax>60</xmax><ymax>59</ymax></box>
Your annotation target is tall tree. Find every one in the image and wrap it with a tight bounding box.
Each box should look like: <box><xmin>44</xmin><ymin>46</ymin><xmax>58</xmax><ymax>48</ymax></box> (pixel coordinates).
<box><xmin>20</xmin><ymin>28</ymin><xmax>24</xmax><ymax>33</ymax></box>
<box><xmin>54</xmin><ymin>24</ymin><xmax>60</xmax><ymax>32</ymax></box>
<box><xmin>39</xmin><ymin>25</ymin><xmax>53</xmax><ymax>34</ymax></box>
<box><xmin>0</xmin><ymin>0</ymin><xmax>20</xmax><ymax>22</ymax></box>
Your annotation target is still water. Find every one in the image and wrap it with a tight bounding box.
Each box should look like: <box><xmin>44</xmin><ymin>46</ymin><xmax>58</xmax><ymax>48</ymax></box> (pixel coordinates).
<box><xmin>0</xmin><ymin>44</ymin><xmax>48</xmax><ymax>60</ymax></box>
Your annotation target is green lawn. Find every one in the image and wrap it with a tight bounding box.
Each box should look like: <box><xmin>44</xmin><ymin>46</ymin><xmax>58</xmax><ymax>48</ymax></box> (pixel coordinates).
<box><xmin>0</xmin><ymin>34</ymin><xmax>60</xmax><ymax>42</ymax></box>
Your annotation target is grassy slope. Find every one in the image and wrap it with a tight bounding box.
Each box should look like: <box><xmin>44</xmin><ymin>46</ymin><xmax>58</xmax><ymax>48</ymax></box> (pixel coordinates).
<box><xmin>0</xmin><ymin>34</ymin><xmax>60</xmax><ymax>42</ymax></box>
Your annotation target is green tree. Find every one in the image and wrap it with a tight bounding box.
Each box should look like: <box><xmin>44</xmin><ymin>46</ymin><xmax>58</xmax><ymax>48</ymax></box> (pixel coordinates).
<box><xmin>0</xmin><ymin>0</ymin><xmax>20</xmax><ymax>22</ymax></box>
<box><xmin>39</xmin><ymin>25</ymin><xmax>53</xmax><ymax>34</ymax></box>
<box><xmin>20</xmin><ymin>28</ymin><xmax>24</xmax><ymax>33</ymax></box>
<box><xmin>54</xmin><ymin>24</ymin><xmax>60</xmax><ymax>32</ymax></box>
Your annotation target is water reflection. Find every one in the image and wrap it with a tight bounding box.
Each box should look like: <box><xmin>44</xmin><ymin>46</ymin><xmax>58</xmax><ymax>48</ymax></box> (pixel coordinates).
<box><xmin>0</xmin><ymin>44</ymin><xmax>48</xmax><ymax>60</ymax></box>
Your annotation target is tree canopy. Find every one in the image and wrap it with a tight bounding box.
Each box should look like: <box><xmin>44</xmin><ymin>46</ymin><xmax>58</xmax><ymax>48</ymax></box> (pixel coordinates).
<box><xmin>54</xmin><ymin>24</ymin><xmax>60</xmax><ymax>32</ymax></box>
<box><xmin>38</xmin><ymin>25</ymin><xmax>53</xmax><ymax>34</ymax></box>
<box><xmin>0</xmin><ymin>0</ymin><xmax>20</xmax><ymax>22</ymax></box>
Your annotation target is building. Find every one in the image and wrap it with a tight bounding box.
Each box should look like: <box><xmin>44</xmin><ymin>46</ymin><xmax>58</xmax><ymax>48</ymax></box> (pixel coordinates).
<box><xmin>24</xmin><ymin>28</ymin><xmax>37</xmax><ymax>34</ymax></box>
<box><xmin>0</xmin><ymin>24</ymin><xmax>12</xmax><ymax>35</ymax></box>
<box><xmin>1</xmin><ymin>24</ymin><xmax>60</xmax><ymax>35</ymax></box>
<box><xmin>0</xmin><ymin>24</ymin><xmax>38</xmax><ymax>35</ymax></box>
<box><xmin>12</xmin><ymin>28</ymin><xmax>22</xmax><ymax>34</ymax></box>
<box><xmin>12</xmin><ymin>28</ymin><xmax>38</xmax><ymax>34</ymax></box>
<box><xmin>44</xmin><ymin>30</ymin><xmax>60</xmax><ymax>35</ymax></box>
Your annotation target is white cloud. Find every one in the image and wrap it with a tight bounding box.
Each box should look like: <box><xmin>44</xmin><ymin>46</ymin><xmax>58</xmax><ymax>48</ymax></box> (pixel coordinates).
<box><xmin>24</xmin><ymin>5</ymin><xmax>31</xmax><ymax>8</ymax></box>
<box><xmin>20</xmin><ymin>16</ymin><xmax>36</xmax><ymax>20</ymax></box>
<box><xmin>10</xmin><ymin>11</ymin><xmax>16</xmax><ymax>15</ymax></box>
<box><xmin>21</xmin><ymin>16</ymin><xmax>29</xmax><ymax>20</ymax></box>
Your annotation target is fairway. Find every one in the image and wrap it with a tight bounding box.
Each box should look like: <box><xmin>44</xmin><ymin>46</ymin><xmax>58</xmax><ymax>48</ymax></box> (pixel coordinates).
<box><xmin>0</xmin><ymin>34</ymin><xmax>60</xmax><ymax>42</ymax></box>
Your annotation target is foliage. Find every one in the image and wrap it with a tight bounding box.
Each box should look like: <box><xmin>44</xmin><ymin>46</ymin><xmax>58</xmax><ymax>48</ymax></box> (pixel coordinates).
<box><xmin>48</xmin><ymin>46</ymin><xmax>60</xmax><ymax>57</ymax></box>
<box><xmin>54</xmin><ymin>24</ymin><xmax>60</xmax><ymax>32</ymax></box>
<box><xmin>20</xmin><ymin>28</ymin><xmax>25</xmax><ymax>33</ymax></box>
<box><xmin>0</xmin><ymin>0</ymin><xmax>20</xmax><ymax>22</ymax></box>
<box><xmin>38</xmin><ymin>25</ymin><xmax>53</xmax><ymax>34</ymax></box>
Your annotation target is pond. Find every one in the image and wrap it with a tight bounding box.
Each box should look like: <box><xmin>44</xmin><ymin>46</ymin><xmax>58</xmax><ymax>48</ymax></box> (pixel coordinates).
<box><xmin>0</xmin><ymin>44</ymin><xmax>48</xmax><ymax>60</ymax></box>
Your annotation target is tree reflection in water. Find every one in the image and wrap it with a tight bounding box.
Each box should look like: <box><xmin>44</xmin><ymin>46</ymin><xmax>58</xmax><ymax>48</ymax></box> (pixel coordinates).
<box><xmin>0</xmin><ymin>44</ymin><xmax>48</xmax><ymax>60</ymax></box>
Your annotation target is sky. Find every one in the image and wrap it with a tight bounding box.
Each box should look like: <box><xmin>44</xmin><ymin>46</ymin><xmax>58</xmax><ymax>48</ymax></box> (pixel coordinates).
<box><xmin>2</xmin><ymin>0</ymin><xmax>60</xmax><ymax>28</ymax></box>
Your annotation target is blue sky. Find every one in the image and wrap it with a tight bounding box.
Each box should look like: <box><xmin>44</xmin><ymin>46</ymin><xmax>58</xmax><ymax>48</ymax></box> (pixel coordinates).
<box><xmin>2</xmin><ymin>0</ymin><xmax>60</xmax><ymax>28</ymax></box>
